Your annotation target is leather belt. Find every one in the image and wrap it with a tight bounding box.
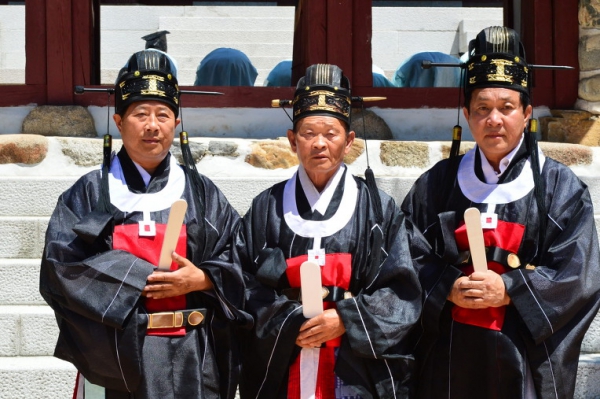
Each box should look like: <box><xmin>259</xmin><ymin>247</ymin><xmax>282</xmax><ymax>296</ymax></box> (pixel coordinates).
<box><xmin>281</xmin><ymin>286</ymin><xmax>353</xmax><ymax>302</ymax></box>
<box><xmin>147</xmin><ymin>308</ymin><xmax>208</xmax><ymax>329</ymax></box>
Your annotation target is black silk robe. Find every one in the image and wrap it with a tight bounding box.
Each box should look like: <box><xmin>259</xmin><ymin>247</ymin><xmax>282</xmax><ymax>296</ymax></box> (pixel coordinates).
<box><xmin>402</xmin><ymin>144</ymin><xmax>600</xmax><ymax>399</ymax></box>
<box><xmin>40</xmin><ymin>149</ymin><xmax>251</xmax><ymax>399</ymax></box>
<box><xmin>235</xmin><ymin>167</ymin><xmax>422</xmax><ymax>399</ymax></box>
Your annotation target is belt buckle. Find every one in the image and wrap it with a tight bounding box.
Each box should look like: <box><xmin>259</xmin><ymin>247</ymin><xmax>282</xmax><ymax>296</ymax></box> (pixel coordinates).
<box><xmin>148</xmin><ymin>312</ymin><xmax>175</xmax><ymax>329</ymax></box>
<box><xmin>148</xmin><ymin>312</ymin><xmax>184</xmax><ymax>329</ymax></box>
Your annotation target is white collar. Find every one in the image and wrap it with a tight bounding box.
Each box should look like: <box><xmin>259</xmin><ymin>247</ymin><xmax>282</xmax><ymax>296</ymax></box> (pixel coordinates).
<box><xmin>133</xmin><ymin>161</ymin><xmax>152</xmax><ymax>187</ymax></box>
<box><xmin>457</xmin><ymin>145</ymin><xmax>545</xmax><ymax>204</ymax></box>
<box><xmin>108</xmin><ymin>154</ymin><xmax>185</xmax><ymax>212</ymax></box>
<box><xmin>283</xmin><ymin>166</ymin><xmax>358</xmax><ymax>238</ymax></box>
<box><xmin>479</xmin><ymin>134</ymin><xmax>524</xmax><ymax>184</ymax></box>
<box><xmin>298</xmin><ymin>164</ymin><xmax>346</xmax><ymax>215</ymax></box>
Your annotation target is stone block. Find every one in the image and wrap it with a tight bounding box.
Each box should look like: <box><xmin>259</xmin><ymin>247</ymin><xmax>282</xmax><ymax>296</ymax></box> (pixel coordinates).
<box><xmin>20</xmin><ymin>308</ymin><xmax>59</xmax><ymax>356</ymax></box>
<box><xmin>538</xmin><ymin>142</ymin><xmax>594</xmax><ymax>166</ymax></box>
<box><xmin>580</xmin><ymin>74</ymin><xmax>600</xmax><ymax>101</ymax></box>
<box><xmin>0</xmin><ymin>177</ymin><xmax>76</xmax><ymax>217</ymax></box>
<box><xmin>0</xmin><ymin>259</ymin><xmax>45</xmax><ymax>305</ymax></box>
<box><xmin>245</xmin><ymin>138</ymin><xmax>297</xmax><ymax>169</ymax></box>
<box><xmin>540</xmin><ymin>110</ymin><xmax>600</xmax><ymax>146</ymax></box>
<box><xmin>350</xmin><ymin>109</ymin><xmax>393</xmax><ymax>140</ymax></box>
<box><xmin>0</xmin><ymin>134</ymin><xmax>48</xmax><ymax>165</ymax></box>
<box><xmin>376</xmin><ymin>177</ymin><xmax>416</xmax><ymax>205</ymax></box>
<box><xmin>440</xmin><ymin>141</ymin><xmax>476</xmax><ymax>159</ymax></box>
<box><xmin>580</xmin><ymin>0</ymin><xmax>600</xmax><ymax>29</ymax></box>
<box><xmin>576</xmin><ymin>354</ymin><xmax>600</xmax><ymax>398</ymax></box>
<box><xmin>576</xmin><ymin>98</ymin><xmax>600</xmax><ymax>115</ymax></box>
<box><xmin>583</xmin><ymin>312</ymin><xmax>600</xmax><ymax>353</ymax></box>
<box><xmin>22</xmin><ymin>106</ymin><xmax>97</xmax><ymax>137</ymax></box>
<box><xmin>380</xmin><ymin>141</ymin><xmax>430</xmax><ymax>168</ymax></box>
<box><xmin>0</xmin><ymin>312</ymin><xmax>18</xmax><ymax>356</ymax></box>
<box><xmin>57</xmin><ymin>137</ymin><xmax>120</xmax><ymax>167</ymax></box>
<box><xmin>579</xmin><ymin>33</ymin><xmax>600</xmax><ymax>72</ymax></box>
<box><xmin>0</xmin><ymin>217</ymin><xmax>41</xmax><ymax>258</ymax></box>
<box><xmin>208</xmin><ymin>140</ymin><xmax>238</xmax><ymax>157</ymax></box>
<box><xmin>171</xmin><ymin>139</ymin><xmax>207</xmax><ymax>165</ymax></box>
<box><xmin>0</xmin><ymin>357</ymin><xmax>76</xmax><ymax>399</ymax></box>
<box><xmin>345</xmin><ymin>139</ymin><xmax>364</xmax><ymax>165</ymax></box>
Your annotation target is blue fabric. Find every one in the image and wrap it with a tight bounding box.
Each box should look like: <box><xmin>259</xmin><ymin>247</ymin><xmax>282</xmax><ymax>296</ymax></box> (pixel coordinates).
<box><xmin>264</xmin><ymin>60</ymin><xmax>292</xmax><ymax>87</ymax></box>
<box><xmin>393</xmin><ymin>51</ymin><xmax>461</xmax><ymax>87</ymax></box>
<box><xmin>372</xmin><ymin>72</ymin><xmax>396</xmax><ymax>87</ymax></box>
<box><xmin>194</xmin><ymin>48</ymin><xmax>258</xmax><ymax>86</ymax></box>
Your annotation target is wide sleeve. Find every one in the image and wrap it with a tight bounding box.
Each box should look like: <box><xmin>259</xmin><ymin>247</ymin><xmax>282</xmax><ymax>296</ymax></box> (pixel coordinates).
<box><xmin>502</xmin><ymin>164</ymin><xmax>600</xmax><ymax>344</ymax></box>
<box><xmin>191</xmin><ymin>176</ymin><xmax>252</xmax><ymax>326</ymax></box>
<box><xmin>336</xmin><ymin>195</ymin><xmax>422</xmax><ymax>359</ymax></box>
<box><xmin>39</xmin><ymin>175</ymin><xmax>153</xmax><ymax>391</ymax></box>
<box><xmin>400</xmin><ymin>167</ymin><xmax>464</xmax><ymax>335</ymax></box>
<box><xmin>40</xmin><ymin>176</ymin><xmax>154</xmax><ymax>330</ymax></box>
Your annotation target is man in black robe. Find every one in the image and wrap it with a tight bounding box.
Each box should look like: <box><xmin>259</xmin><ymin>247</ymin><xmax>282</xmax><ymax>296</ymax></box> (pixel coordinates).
<box><xmin>39</xmin><ymin>49</ymin><xmax>251</xmax><ymax>399</ymax></box>
<box><xmin>402</xmin><ymin>26</ymin><xmax>600</xmax><ymax>398</ymax></box>
<box><xmin>235</xmin><ymin>64</ymin><xmax>421</xmax><ymax>399</ymax></box>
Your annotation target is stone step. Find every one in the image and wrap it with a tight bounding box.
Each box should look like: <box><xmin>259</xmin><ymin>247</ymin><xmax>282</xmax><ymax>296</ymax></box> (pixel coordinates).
<box><xmin>1</xmin><ymin>174</ymin><xmax>599</xmax><ymax>218</ymax></box>
<box><xmin>0</xmin><ymin>305</ymin><xmax>59</xmax><ymax>357</ymax></box>
<box><xmin>1</xmin><ymin>354</ymin><xmax>599</xmax><ymax>398</ymax></box>
<box><xmin>160</xmin><ymin>16</ymin><xmax>294</xmax><ymax>32</ymax></box>
<box><xmin>0</xmin><ymin>259</ymin><xmax>45</xmax><ymax>305</ymax></box>
<box><xmin>0</xmin><ymin>356</ymin><xmax>76</xmax><ymax>399</ymax></box>
<box><xmin>1</xmin><ymin>183</ymin><xmax>599</xmax><ymax>260</ymax></box>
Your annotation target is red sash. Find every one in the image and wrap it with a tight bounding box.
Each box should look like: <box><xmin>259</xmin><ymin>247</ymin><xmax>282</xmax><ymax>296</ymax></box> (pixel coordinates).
<box><xmin>452</xmin><ymin>220</ymin><xmax>524</xmax><ymax>331</ymax></box>
<box><xmin>113</xmin><ymin>223</ymin><xmax>187</xmax><ymax>336</ymax></box>
<box><xmin>285</xmin><ymin>253</ymin><xmax>351</xmax><ymax>399</ymax></box>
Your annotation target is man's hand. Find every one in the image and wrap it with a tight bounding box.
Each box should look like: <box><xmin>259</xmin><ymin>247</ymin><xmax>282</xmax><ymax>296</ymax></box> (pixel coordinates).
<box><xmin>295</xmin><ymin>308</ymin><xmax>346</xmax><ymax>348</ymax></box>
<box><xmin>447</xmin><ymin>270</ymin><xmax>510</xmax><ymax>309</ymax></box>
<box><xmin>143</xmin><ymin>251</ymin><xmax>213</xmax><ymax>299</ymax></box>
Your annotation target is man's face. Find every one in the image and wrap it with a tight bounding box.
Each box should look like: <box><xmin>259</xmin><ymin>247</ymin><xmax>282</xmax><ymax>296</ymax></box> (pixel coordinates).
<box><xmin>113</xmin><ymin>101</ymin><xmax>180</xmax><ymax>173</ymax></box>
<box><xmin>463</xmin><ymin>87</ymin><xmax>532</xmax><ymax>169</ymax></box>
<box><xmin>287</xmin><ymin>115</ymin><xmax>355</xmax><ymax>191</ymax></box>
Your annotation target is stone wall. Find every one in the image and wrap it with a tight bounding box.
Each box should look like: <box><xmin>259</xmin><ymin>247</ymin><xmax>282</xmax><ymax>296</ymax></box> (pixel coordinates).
<box><xmin>578</xmin><ymin>0</ymin><xmax>600</xmax><ymax>115</ymax></box>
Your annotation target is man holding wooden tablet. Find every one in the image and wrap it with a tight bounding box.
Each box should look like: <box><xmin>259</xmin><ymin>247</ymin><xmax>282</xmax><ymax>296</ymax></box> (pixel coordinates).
<box><xmin>402</xmin><ymin>26</ymin><xmax>600</xmax><ymax>398</ymax></box>
<box><xmin>40</xmin><ymin>49</ymin><xmax>250</xmax><ymax>399</ymax></box>
<box><xmin>235</xmin><ymin>64</ymin><xmax>421</xmax><ymax>399</ymax></box>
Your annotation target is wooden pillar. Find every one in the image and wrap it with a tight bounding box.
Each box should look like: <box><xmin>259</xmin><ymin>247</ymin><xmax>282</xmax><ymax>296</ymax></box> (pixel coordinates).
<box><xmin>46</xmin><ymin>0</ymin><xmax>73</xmax><ymax>104</ymax></box>
<box><xmin>45</xmin><ymin>0</ymin><xmax>97</xmax><ymax>104</ymax></box>
<box><xmin>73</xmin><ymin>0</ymin><xmax>100</xmax><ymax>86</ymax></box>
<box><xmin>291</xmin><ymin>0</ymin><xmax>372</xmax><ymax>87</ymax></box>
<box><xmin>520</xmin><ymin>0</ymin><xmax>578</xmax><ymax>108</ymax></box>
<box><xmin>25</xmin><ymin>0</ymin><xmax>47</xmax><ymax>87</ymax></box>
<box><xmin>552</xmin><ymin>0</ymin><xmax>578</xmax><ymax>108</ymax></box>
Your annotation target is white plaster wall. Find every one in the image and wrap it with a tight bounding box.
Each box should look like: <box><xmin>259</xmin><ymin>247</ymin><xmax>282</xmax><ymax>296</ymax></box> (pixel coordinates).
<box><xmin>0</xmin><ymin>5</ymin><xmax>25</xmax><ymax>84</ymax></box>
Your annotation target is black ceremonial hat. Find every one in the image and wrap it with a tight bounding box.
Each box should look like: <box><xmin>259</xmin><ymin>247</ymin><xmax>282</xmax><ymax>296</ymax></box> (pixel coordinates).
<box><xmin>142</xmin><ymin>30</ymin><xmax>170</xmax><ymax>52</ymax></box>
<box><xmin>114</xmin><ymin>49</ymin><xmax>180</xmax><ymax>117</ymax></box>
<box><xmin>465</xmin><ymin>26</ymin><xmax>529</xmax><ymax>97</ymax></box>
<box><xmin>293</xmin><ymin>64</ymin><xmax>352</xmax><ymax>126</ymax></box>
